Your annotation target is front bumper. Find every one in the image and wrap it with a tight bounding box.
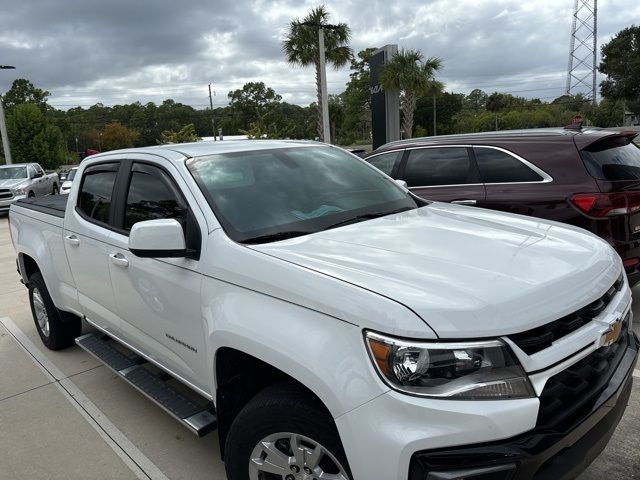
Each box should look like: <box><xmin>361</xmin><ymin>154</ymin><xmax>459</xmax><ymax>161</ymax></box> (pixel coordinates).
<box><xmin>409</xmin><ymin>330</ymin><xmax>638</xmax><ymax>480</ymax></box>
<box><xmin>336</xmin><ymin>328</ymin><xmax>638</xmax><ymax>480</ymax></box>
<box><xmin>0</xmin><ymin>194</ymin><xmax>26</xmax><ymax>213</ymax></box>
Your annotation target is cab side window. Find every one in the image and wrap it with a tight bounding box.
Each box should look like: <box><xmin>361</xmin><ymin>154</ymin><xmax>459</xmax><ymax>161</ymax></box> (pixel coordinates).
<box><xmin>124</xmin><ymin>163</ymin><xmax>186</xmax><ymax>231</ymax></box>
<box><xmin>28</xmin><ymin>165</ymin><xmax>37</xmax><ymax>178</ymax></box>
<box><xmin>77</xmin><ymin>163</ymin><xmax>119</xmax><ymax>225</ymax></box>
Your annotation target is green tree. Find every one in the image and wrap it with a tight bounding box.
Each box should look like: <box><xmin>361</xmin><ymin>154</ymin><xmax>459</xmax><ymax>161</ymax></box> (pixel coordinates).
<box><xmin>6</xmin><ymin>103</ymin><xmax>65</xmax><ymax>168</ymax></box>
<box><xmin>380</xmin><ymin>49</ymin><xmax>442</xmax><ymax>139</ymax></box>
<box><xmin>599</xmin><ymin>25</ymin><xmax>640</xmax><ymax>113</ymax></box>
<box><xmin>2</xmin><ymin>78</ymin><xmax>50</xmax><ymax>112</ymax></box>
<box><xmin>282</xmin><ymin>5</ymin><xmax>352</xmax><ymax>141</ymax></box>
<box><xmin>98</xmin><ymin>122</ymin><xmax>140</xmax><ymax>151</ymax></box>
<box><xmin>464</xmin><ymin>89</ymin><xmax>488</xmax><ymax>112</ymax></box>
<box><xmin>342</xmin><ymin>47</ymin><xmax>377</xmax><ymax>143</ymax></box>
<box><xmin>226</xmin><ymin>82</ymin><xmax>283</xmax><ymax>131</ymax></box>
<box><xmin>158</xmin><ymin>124</ymin><xmax>200</xmax><ymax>144</ymax></box>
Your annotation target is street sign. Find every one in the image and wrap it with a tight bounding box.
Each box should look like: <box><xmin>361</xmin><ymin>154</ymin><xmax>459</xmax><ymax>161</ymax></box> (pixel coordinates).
<box><xmin>572</xmin><ymin>114</ymin><xmax>584</xmax><ymax>124</ymax></box>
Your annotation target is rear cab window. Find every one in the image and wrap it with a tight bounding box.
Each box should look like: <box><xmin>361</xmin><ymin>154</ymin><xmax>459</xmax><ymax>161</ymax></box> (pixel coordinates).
<box><xmin>581</xmin><ymin>136</ymin><xmax>640</xmax><ymax>181</ymax></box>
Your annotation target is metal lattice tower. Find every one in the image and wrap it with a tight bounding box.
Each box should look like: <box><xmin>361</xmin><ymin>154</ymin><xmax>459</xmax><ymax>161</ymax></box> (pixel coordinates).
<box><xmin>566</xmin><ymin>0</ymin><xmax>598</xmax><ymax>103</ymax></box>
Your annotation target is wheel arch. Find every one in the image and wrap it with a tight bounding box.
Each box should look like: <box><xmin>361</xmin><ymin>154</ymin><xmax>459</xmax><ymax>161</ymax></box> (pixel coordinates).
<box><xmin>214</xmin><ymin>346</ymin><xmax>338</xmax><ymax>460</ymax></box>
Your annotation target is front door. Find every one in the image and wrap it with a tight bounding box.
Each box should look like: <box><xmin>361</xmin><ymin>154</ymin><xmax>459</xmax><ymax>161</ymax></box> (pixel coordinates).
<box><xmin>107</xmin><ymin>160</ymin><xmax>208</xmax><ymax>394</ymax></box>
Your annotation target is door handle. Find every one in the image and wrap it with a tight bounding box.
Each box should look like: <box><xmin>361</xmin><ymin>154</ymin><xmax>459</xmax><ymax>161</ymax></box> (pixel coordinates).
<box><xmin>64</xmin><ymin>235</ymin><xmax>80</xmax><ymax>246</ymax></box>
<box><xmin>109</xmin><ymin>253</ymin><xmax>129</xmax><ymax>268</ymax></box>
<box><xmin>451</xmin><ymin>199</ymin><xmax>477</xmax><ymax>206</ymax></box>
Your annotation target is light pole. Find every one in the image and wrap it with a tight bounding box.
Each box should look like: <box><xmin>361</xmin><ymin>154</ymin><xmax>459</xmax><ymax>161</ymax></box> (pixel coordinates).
<box><xmin>0</xmin><ymin>65</ymin><xmax>16</xmax><ymax>165</ymax></box>
<box><xmin>300</xmin><ymin>21</ymin><xmax>339</xmax><ymax>144</ymax></box>
<box><xmin>208</xmin><ymin>83</ymin><xmax>217</xmax><ymax>141</ymax></box>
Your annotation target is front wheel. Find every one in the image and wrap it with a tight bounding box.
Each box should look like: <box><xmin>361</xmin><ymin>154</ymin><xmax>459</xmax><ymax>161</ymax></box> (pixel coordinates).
<box><xmin>225</xmin><ymin>382</ymin><xmax>352</xmax><ymax>480</ymax></box>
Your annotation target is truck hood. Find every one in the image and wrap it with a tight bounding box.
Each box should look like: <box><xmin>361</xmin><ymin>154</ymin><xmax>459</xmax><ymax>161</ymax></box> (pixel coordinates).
<box><xmin>252</xmin><ymin>203</ymin><xmax>620</xmax><ymax>338</ymax></box>
<box><xmin>0</xmin><ymin>179</ymin><xmax>27</xmax><ymax>189</ymax></box>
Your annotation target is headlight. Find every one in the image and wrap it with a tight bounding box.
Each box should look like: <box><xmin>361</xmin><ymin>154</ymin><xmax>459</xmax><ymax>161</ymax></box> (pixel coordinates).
<box><xmin>365</xmin><ymin>331</ymin><xmax>534</xmax><ymax>399</ymax></box>
<box><xmin>13</xmin><ymin>186</ymin><xmax>27</xmax><ymax>196</ymax></box>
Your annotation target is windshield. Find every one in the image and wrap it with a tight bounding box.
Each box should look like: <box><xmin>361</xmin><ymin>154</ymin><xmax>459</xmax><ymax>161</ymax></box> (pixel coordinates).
<box><xmin>581</xmin><ymin>136</ymin><xmax>640</xmax><ymax>180</ymax></box>
<box><xmin>67</xmin><ymin>168</ymin><xmax>78</xmax><ymax>181</ymax></box>
<box><xmin>187</xmin><ymin>146</ymin><xmax>419</xmax><ymax>243</ymax></box>
<box><xmin>0</xmin><ymin>166</ymin><xmax>28</xmax><ymax>180</ymax></box>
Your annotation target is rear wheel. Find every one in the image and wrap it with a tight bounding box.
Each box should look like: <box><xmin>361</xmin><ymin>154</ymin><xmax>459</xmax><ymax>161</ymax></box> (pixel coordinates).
<box><xmin>28</xmin><ymin>191</ymin><xmax>35</xmax><ymax>198</ymax></box>
<box><xmin>52</xmin><ymin>184</ymin><xmax>59</xmax><ymax>195</ymax></box>
<box><xmin>28</xmin><ymin>272</ymin><xmax>81</xmax><ymax>350</ymax></box>
<box><xmin>225</xmin><ymin>382</ymin><xmax>351</xmax><ymax>480</ymax></box>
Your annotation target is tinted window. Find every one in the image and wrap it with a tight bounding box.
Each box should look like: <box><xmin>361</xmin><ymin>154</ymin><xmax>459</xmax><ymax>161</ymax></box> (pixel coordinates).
<box><xmin>368</xmin><ymin>151</ymin><xmax>400</xmax><ymax>176</ymax></box>
<box><xmin>78</xmin><ymin>167</ymin><xmax>117</xmax><ymax>224</ymax></box>
<box><xmin>403</xmin><ymin>147</ymin><xmax>473</xmax><ymax>187</ymax></box>
<box><xmin>187</xmin><ymin>146</ymin><xmax>417</xmax><ymax>242</ymax></box>
<box><xmin>124</xmin><ymin>164</ymin><xmax>185</xmax><ymax>230</ymax></box>
<box><xmin>474</xmin><ymin>147</ymin><xmax>543</xmax><ymax>183</ymax></box>
<box><xmin>581</xmin><ymin>137</ymin><xmax>640</xmax><ymax>180</ymax></box>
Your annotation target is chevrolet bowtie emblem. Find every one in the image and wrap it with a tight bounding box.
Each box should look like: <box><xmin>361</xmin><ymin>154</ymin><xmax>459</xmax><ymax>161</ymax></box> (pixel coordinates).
<box><xmin>601</xmin><ymin>319</ymin><xmax>623</xmax><ymax>347</ymax></box>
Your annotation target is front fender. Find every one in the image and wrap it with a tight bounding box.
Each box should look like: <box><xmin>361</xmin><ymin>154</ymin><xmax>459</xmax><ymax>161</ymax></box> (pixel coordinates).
<box><xmin>202</xmin><ymin>276</ymin><xmax>388</xmax><ymax>418</ymax></box>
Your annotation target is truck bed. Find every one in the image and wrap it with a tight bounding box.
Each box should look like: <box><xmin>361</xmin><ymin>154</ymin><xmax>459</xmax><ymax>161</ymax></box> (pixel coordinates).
<box><xmin>14</xmin><ymin>195</ymin><xmax>68</xmax><ymax>218</ymax></box>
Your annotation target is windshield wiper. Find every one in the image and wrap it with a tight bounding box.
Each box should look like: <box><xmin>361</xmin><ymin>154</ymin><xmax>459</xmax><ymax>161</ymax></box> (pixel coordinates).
<box><xmin>323</xmin><ymin>206</ymin><xmax>415</xmax><ymax>230</ymax></box>
<box><xmin>241</xmin><ymin>230</ymin><xmax>312</xmax><ymax>244</ymax></box>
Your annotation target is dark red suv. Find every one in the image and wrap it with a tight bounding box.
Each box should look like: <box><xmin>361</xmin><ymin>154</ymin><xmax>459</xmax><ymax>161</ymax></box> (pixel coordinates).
<box><xmin>366</xmin><ymin>127</ymin><xmax>640</xmax><ymax>285</ymax></box>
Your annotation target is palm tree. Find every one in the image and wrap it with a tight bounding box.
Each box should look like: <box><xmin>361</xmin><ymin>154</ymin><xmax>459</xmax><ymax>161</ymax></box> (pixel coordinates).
<box><xmin>381</xmin><ymin>50</ymin><xmax>442</xmax><ymax>139</ymax></box>
<box><xmin>282</xmin><ymin>5</ymin><xmax>352</xmax><ymax>141</ymax></box>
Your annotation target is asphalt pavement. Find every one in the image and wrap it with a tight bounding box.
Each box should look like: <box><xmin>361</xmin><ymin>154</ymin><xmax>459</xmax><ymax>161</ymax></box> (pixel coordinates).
<box><xmin>0</xmin><ymin>214</ymin><xmax>638</xmax><ymax>480</ymax></box>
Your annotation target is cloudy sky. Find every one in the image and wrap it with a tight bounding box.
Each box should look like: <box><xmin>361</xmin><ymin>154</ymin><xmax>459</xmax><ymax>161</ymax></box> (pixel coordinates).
<box><xmin>0</xmin><ymin>0</ymin><xmax>637</xmax><ymax>110</ymax></box>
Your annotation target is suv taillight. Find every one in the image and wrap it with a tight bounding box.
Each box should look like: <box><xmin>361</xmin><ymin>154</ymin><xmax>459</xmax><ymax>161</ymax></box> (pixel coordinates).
<box><xmin>570</xmin><ymin>192</ymin><xmax>640</xmax><ymax>217</ymax></box>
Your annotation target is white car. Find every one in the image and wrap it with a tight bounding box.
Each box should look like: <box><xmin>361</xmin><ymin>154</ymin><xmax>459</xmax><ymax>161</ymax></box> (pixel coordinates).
<box><xmin>59</xmin><ymin>167</ymin><xmax>78</xmax><ymax>194</ymax></box>
<box><xmin>9</xmin><ymin>141</ymin><xmax>638</xmax><ymax>480</ymax></box>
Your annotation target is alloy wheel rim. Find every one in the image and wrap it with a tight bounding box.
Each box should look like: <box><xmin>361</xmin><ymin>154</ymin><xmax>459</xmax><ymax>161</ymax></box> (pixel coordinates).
<box><xmin>32</xmin><ymin>288</ymin><xmax>49</xmax><ymax>338</ymax></box>
<box><xmin>249</xmin><ymin>432</ymin><xmax>349</xmax><ymax>480</ymax></box>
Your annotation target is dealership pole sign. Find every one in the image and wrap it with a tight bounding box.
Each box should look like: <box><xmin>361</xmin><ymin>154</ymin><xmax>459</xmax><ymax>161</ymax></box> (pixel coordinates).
<box><xmin>369</xmin><ymin>45</ymin><xmax>400</xmax><ymax>149</ymax></box>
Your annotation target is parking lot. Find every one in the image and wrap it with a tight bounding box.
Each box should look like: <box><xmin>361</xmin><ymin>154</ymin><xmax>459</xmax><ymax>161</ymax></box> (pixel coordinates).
<box><xmin>0</xmin><ymin>213</ymin><xmax>638</xmax><ymax>480</ymax></box>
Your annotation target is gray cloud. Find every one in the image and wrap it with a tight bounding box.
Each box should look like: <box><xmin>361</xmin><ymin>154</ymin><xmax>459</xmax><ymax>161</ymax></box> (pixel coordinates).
<box><xmin>0</xmin><ymin>0</ymin><xmax>637</xmax><ymax>109</ymax></box>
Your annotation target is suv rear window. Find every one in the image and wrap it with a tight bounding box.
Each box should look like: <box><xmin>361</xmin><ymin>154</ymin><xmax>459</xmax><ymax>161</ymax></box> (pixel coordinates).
<box><xmin>581</xmin><ymin>136</ymin><xmax>640</xmax><ymax>181</ymax></box>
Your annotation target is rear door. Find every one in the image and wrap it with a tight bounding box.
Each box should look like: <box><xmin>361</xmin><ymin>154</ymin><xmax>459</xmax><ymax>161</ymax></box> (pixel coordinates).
<box><xmin>473</xmin><ymin>146</ymin><xmax>553</xmax><ymax>216</ymax></box>
<box><xmin>63</xmin><ymin>161</ymin><xmax>122</xmax><ymax>334</ymax></box>
<box><xmin>396</xmin><ymin>146</ymin><xmax>486</xmax><ymax>205</ymax></box>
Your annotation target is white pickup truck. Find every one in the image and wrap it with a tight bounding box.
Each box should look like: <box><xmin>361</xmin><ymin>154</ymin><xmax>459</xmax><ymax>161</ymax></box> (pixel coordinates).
<box><xmin>9</xmin><ymin>141</ymin><xmax>639</xmax><ymax>480</ymax></box>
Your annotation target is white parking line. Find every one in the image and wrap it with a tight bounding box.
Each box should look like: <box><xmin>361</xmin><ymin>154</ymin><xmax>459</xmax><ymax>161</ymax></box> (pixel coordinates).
<box><xmin>0</xmin><ymin>316</ymin><xmax>170</xmax><ymax>480</ymax></box>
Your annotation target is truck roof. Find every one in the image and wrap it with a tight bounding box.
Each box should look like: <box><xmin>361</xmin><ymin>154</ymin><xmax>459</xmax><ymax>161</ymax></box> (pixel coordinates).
<box><xmin>86</xmin><ymin>139</ymin><xmax>323</xmax><ymax>163</ymax></box>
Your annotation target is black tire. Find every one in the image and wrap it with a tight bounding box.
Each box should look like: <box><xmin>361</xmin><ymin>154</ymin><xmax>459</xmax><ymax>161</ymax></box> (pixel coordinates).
<box><xmin>28</xmin><ymin>191</ymin><xmax>35</xmax><ymax>198</ymax></box>
<box><xmin>225</xmin><ymin>382</ymin><xmax>352</xmax><ymax>480</ymax></box>
<box><xmin>52</xmin><ymin>184</ymin><xmax>59</xmax><ymax>195</ymax></box>
<box><xmin>28</xmin><ymin>272</ymin><xmax>81</xmax><ymax>350</ymax></box>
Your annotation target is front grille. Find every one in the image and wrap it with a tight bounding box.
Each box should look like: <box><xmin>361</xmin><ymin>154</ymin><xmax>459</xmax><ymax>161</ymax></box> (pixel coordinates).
<box><xmin>509</xmin><ymin>274</ymin><xmax>624</xmax><ymax>355</ymax></box>
<box><xmin>0</xmin><ymin>188</ymin><xmax>13</xmax><ymax>200</ymax></box>
<box><xmin>536</xmin><ymin>313</ymin><xmax>630</xmax><ymax>431</ymax></box>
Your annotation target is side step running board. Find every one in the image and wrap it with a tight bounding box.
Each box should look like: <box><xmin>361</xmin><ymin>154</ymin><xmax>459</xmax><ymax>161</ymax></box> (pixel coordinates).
<box><xmin>75</xmin><ymin>333</ymin><xmax>217</xmax><ymax>437</ymax></box>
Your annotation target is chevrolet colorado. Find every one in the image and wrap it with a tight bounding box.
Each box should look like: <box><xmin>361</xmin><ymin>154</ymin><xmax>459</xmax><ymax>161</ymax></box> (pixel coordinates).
<box><xmin>9</xmin><ymin>140</ymin><xmax>638</xmax><ymax>480</ymax></box>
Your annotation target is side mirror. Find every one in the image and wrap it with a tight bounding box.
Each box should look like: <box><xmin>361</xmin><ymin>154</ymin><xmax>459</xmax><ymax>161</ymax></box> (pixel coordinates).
<box><xmin>128</xmin><ymin>219</ymin><xmax>187</xmax><ymax>258</ymax></box>
<box><xmin>395</xmin><ymin>179</ymin><xmax>408</xmax><ymax>189</ymax></box>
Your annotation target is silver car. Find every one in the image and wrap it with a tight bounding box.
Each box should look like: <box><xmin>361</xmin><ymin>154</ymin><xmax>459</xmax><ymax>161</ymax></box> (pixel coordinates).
<box><xmin>0</xmin><ymin>163</ymin><xmax>59</xmax><ymax>213</ymax></box>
